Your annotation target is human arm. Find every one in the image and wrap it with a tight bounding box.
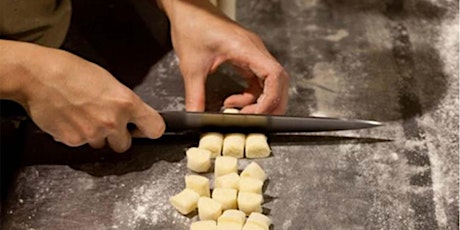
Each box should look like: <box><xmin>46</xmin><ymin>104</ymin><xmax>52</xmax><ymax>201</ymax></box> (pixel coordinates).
<box><xmin>0</xmin><ymin>39</ymin><xmax>165</xmax><ymax>152</ymax></box>
<box><xmin>156</xmin><ymin>0</ymin><xmax>289</xmax><ymax>114</ymax></box>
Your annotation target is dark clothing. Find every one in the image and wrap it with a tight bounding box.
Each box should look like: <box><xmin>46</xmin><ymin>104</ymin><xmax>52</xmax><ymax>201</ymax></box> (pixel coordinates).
<box><xmin>0</xmin><ymin>0</ymin><xmax>71</xmax><ymax>48</ymax></box>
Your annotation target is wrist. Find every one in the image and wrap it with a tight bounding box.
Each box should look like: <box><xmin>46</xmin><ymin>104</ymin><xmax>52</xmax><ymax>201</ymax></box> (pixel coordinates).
<box><xmin>0</xmin><ymin>40</ymin><xmax>52</xmax><ymax>106</ymax></box>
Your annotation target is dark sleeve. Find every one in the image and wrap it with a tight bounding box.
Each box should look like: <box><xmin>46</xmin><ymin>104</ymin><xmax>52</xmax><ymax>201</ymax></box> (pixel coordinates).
<box><xmin>0</xmin><ymin>0</ymin><xmax>71</xmax><ymax>48</ymax></box>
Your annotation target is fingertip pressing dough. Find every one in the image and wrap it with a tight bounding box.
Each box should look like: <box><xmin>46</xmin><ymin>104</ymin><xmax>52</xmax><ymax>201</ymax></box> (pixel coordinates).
<box><xmin>245</xmin><ymin>133</ymin><xmax>271</xmax><ymax>158</ymax></box>
<box><xmin>239</xmin><ymin>177</ymin><xmax>263</xmax><ymax>194</ymax></box>
<box><xmin>169</xmin><ymin>188</ymin><xmax>200</xmax><ymax>215</ymax></box>
<box><xmin>199</xmin><ymin>132</ymin><xmax>224</xmax><ymax>158</ymax></box>
<box><xmin>223</xmin><ymin>133</ymin><xmax>246</xmax><ymax>158</ymax></box>
<box><xmin>247</xmin><ymin>213</ymin><xmax>272</xmax><ymax>228</ymax></box>
<box><xmin>212</xmin><ymin>188</ymin><xmax>237</xmax><ymax>210</ymax></box>
<box><xmin>237</xmin><ymin>192</ymin><xmax>263</xmax><ymax>216</ymax></box>
<box><xmin>219</xmin><ymin>209</ymin><xmax>246</xmax><ymax>226</ymax></box>
<box><xmin>240</xmin><ymin>162</ymin><xmax>267</xmax><ymax>182</ymax></box>
<box><xmin>186</xmin><ymin>147</ymin><xmax>212</xmax><ymax>173</ymax></box>
<box><xmin>198</xmin><ymin>197</ymin><xmax>223</xmax><ymax>221</ymax></box>
<box><xmin>214</xmin><ymin>156</ymin><xmax>238</xmax><ymax>177</ymax></box>
<box><xmin>190</xmin><ymin>220</ymin><xmax>217</xmax><ymax>230</ymax></box>
<box><xmin>214</xmin><ymin>172</ymin><xmax>240</xmax><ymax>190</ymax></box>
<box><xmin>185</xmin><ymin>175</ymin><xmax>210</xmax><ymax>197</ymax></box>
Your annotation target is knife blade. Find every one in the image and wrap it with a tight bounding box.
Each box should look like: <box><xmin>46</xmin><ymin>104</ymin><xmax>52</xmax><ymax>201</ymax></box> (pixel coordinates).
<box><xmin>159</xmin><ymin>111</ymin><xmax>382</xmax><ymax>133</ymax></box>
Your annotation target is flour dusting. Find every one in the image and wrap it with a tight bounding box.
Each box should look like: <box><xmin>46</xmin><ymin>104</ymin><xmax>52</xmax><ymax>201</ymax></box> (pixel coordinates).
<box><xmin>112</xmin><ymin>162</ymin><xmax>189</xmax><ymax>229</ymax></box>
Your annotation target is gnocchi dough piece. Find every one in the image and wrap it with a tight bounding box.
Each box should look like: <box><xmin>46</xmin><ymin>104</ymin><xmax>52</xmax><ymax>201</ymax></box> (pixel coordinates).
<box><xmin>214</xmin><ymin>172</ymin><xmax>240</xmax><ymax>190</ymax></box>
<box><xmin>247</xmin><ymin>213</ymin><xmax>272</xmax><ymax>229</ymax></box>
<box><xmin>169</xmin><ymin>188</ymin><xmax>200</xmax><ymax>215</ymax></box>
<box><xmin>223</xmin><ymin>133</ymin><xmax>246</xmax><ymax>158</ymax></box>
<box><xmin>198</xmin><ymin>197</ymin><xmax>223</xmax><ymax>221</ymax></box>
<box><xmin>187</xmin><ymin>147</ymin><xmax>212</xmax><ymax>173</ymax></box>
<box><xmin>212</xmin><ymin>188</ymin><xmax>237</xmax><ymax>210</ymax></box>
<box><xmin>199</xmin><ymin>132</ymin><xmax>224</xmax><ymax>158</ymax></box>
<box><xmin>240</xmin><ymin>162</ymin><xmax>267</xmax><ymax>182</ymax></box>
<box><xmin>218</xmin><ymin>209</ymin><xmax>246</xmax><ymax>226</ymax></box>
<box><xmin>185</xmin><ymin>175</ymin><xmax>210</xmax><ymax>197</ymax></box>
<box><xmin>217</xmin><ymin>221</ymin><xmax>243</xmax><ymax>230</ymax></box>
<box><xmin>242</xmin><ymin>222</ymin><xmax>267</xmax><ymax>230</ymax></box>
<box><xmin>237</xmin><ymin>192</ymin><xmax>263</xmax><ymax>216</ymax></box>
<box><xmin>239</xmin><ymin>177</ymin><xmax>263</xmax><ymax>194</ymax></box>
<box><xmin>190</xmin><ymin>220</ymin><xmax>217</xmax><ymax>230</ymax></box>
<box><xmin>245</xmin><ymin>133</ymin><xmax>271</xmax><ymax>158</ymax></box>
<box><xmin>223</xmin><ymin>108</ymin><xmax>240</xmax><ymax>113</ymax></box>
<box><xmin>214</xmin><ymin>156</ymin><xmax>238</xmax><ymax>177</ymax></box>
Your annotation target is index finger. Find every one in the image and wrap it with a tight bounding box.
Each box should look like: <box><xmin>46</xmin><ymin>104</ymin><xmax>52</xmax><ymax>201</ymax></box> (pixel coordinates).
<box><xmin>130</xmin><ymin>102</ymin><xmax>165</xmax><ymax>139</ymax></box>
<box><xmin>250</xmin><ymin>61</ymin><xmax>289</xmax><ymax>115</ymax></box>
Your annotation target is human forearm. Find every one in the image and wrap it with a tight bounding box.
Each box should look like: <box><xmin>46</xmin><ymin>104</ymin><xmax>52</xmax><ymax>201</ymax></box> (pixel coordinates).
<box><xmin>156</xmin><ymin>0</ymin><xmax>226</xmax><ymax>24</ymax></box>
<box><xmin>0</xmin><ymin>39</ymin><xmax>36</xmax><ymax>104</ymax></box>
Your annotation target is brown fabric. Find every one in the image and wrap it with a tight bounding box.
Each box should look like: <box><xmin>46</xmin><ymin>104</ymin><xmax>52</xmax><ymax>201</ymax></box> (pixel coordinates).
<box><xmin>0</xmin><ymin>0</ymin><xmax>71</xmax><ymax>48</ymax></box>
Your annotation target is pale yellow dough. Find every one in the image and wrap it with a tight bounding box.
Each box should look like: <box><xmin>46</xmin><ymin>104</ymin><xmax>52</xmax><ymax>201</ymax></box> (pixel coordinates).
<box><xmin>240</xmin><ymin>162</ymin><xmax>267</xmax><ymax>182</ymax></box>
<box><xmin>185</xmin><ymin>175</ymin><xmax>210</xmax><ymax>197</ymax></box>
<box><xmin>245</xmin><ymin>133</ymin><xmax>271</xmax><ymax>158</ymax></box>
<box><xmin>186</xmin><ymin>147</ymin><xmax>212</xmax><ymax>173</ymax></box>
<box><xmin>237</xmin><ymin>192</ymin><xmax>263</xmax><ymax>215</ymax></box>
<box><xmin>239</xmin><ymin>177</ymin><xmax>263</xmax><ymax>194</ymax></box>
<box><xmin>247</xmin><ymin>212</ymin><xmax>272</xmax><ymax>229</ymax></box>
<box><xmin>212</xmin><ymin>188</ymin><xmax>238</xmax><ymax>210</ymax></box>
<box><xmin>169</xmin><ymin>188</ymin><xmax>200</xmax><ymax>215</ymax></box>
<box><xmin>214</xmin><ymin>156</ymin><xmax>238</xmax><ymax>177</ymax></box>
<box><xmin>223</xmin><ymin>133</ymin><xmax>246</xmax><ymax>158</ymax></box>
<box><xmin>218</xmin><ymin>209</ymin><xmax>246</xmax><ymax>226</ymax></box>
<box><xmin>242</xmin><ymin>222</ymin><xmax>267</xmax><ymax>230</ymax></box>
<box><xmin>214</xmin><ymin>172</ymin><xmax>240</xmax><ymax>190</ymax></box>
<box><xmin>190</xmin><ymin>220</ymin><xmax>217</xmax><ymax>230</ymax></box>
<box><xmin>199</xmin><ymin>132</ymin><xmax>224</xmax><ymax>158</ymax></box>
<box><xmin>198</xmin><ymin>197</ymin><xmax>223</xmax><ymax>221</ymax></box>
<box><xmin>217</xmin><ymin>221</ymin><xmax>243</xmax><ymax>230</ymax></box>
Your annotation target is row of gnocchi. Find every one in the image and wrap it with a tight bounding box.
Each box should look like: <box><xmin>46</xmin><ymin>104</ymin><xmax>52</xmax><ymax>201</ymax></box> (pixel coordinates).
<box><xmin>170</xmin><ymin>159</ymin><xmax>271</xmax><ymax>230</ymax></box>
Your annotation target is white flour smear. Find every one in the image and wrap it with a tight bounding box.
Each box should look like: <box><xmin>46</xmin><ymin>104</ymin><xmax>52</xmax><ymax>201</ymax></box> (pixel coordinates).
<box><xmin>111</xmin><ymin>162</ymin><xmax>189</xmax><ymax>229</ymax></box>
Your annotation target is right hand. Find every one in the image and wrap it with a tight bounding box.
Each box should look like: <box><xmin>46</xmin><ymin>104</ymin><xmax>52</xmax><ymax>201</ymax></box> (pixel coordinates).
<box><xmin>1</xmin><ymin>41</ymin><xmax>165</xmax><ymax>152</ymax></box>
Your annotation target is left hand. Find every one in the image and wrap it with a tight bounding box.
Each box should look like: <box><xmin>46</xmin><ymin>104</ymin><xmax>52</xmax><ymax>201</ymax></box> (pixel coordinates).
<box><xmin>157</xmin><ymin>0</ymin><xmax>289</xmax><ymax>114</ymax></box>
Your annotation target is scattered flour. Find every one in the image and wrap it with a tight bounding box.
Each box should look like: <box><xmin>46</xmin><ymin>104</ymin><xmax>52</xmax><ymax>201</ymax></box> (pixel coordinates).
<box><xmin>111</xmin><ymin>163</ymin><xmax>189</xmax><ymax>229</ymax></box>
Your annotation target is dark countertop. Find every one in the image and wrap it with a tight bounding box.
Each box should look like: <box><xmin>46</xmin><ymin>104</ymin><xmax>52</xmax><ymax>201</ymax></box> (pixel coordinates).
<box><xmin>1</xmin><ymin>0</ymin><xmax>458</xmax><ymax>229</ymax></box>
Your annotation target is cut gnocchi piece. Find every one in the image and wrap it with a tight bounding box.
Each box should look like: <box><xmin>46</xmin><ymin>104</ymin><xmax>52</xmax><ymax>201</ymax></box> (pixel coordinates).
<box><xmin>185</xmin><ymin>175</ymin><xmax>210</xmax><ymax>197</ymax></box>
<box><xmin>169</xmin><ymin>188</ymin><xmax>200</xmax><ymax>215</ymax></box>
<box><xmin>223</xmin><ymin>108</ymin><xmax>240</xmax><ymax>113</ymax></box>
<box><xmin>212</xmin><ymin>188</ymin><xmax>238</xmax><ymax>210</ymax></box>
<box><xmin>190</xmin><ymin>220</ymin><xmax>217</xmax><ymax>230</ymax></box>
<box><xmin>223</xmin><ymin>133</ymin><xmax>246</xmax><ymax>158</ymax></box>
<box><xmin>214</xmin><ymin>172</ymin><xmax>240</xmax><ymax>190</ymax></box>
<box><xmin>237</xmin><ymin>192</ymin><xmax>263</xmax><ymax>216</ymax></box>
<box><xmin>218</xmin><ymin>209</ymin><xmax>246</xmax><ymax>226</ymax></box>
<box><xmin>239</xmin><ymin>177</ymin><xmax>263</xmax><ymax>194</ymax></box>
<box><xmin>247</xmin><ymin>212</ymin><xmax>272</xmax><ymax>229</ymax></box>
<box><xmin>199</xmin><ymin>132</ymin><xmax>224</xmax><ymax>158</ymax></box>
<box><xmin>186</xmin><ymin>147</ymin><xmax>212</xmax><ymax>173</ymax></box>
<box><xmin>242</xmin><ymin>222</ymin><xmax>267</xmax><ymax>230</ymax></box>
<box><xmin>240</xmin><ymin>162</ymin><xmax>267</xmax><ymax>182</ymax></box>
<box><xmin>214</xmin><ymin>156</ymin><xmax>238</xmax><ymax>177</ymax></box>
<box><xmin>198</xmin><ymin>197</ymin><xmax>223</xmax><ymax>221</ymax></box>
<box><xmin>217</xmin><ymin>221</ymin><xmax>243</xmax><ymax>230</ymax></box>
<box><xmin>245</xmin><ymin>133</ymin><xmax>271</xmax><ymax>158</ymax></box>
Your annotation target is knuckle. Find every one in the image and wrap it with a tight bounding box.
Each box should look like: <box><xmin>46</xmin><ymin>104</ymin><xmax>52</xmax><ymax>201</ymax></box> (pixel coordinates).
<box><xmin>64</xmin><ymin>135</ymin><xmax>85</xmax><ymax>147</ymax></box>
<box><xmin>101</xmin><ymin>117</ymin><xmax>118</xmax><ymax>131</ymax></box>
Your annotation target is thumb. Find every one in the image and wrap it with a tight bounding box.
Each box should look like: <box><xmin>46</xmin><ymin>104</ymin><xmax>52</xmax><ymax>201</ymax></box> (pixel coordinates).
<box><xmin>130</xmin><ymin>102</ymin><xmax>165</xmax><ymax>139</ymax></box>
<box><xmin>183</xmin><ymin>72</ymin><xmax>207</xmax><ymax>112</ymax></box>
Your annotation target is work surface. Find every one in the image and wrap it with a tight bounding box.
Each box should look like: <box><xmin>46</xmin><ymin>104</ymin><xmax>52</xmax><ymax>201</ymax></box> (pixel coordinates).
<box><xmin>1</xmin><ymin>1</ymin><xmax>458</xmax><ymax>229</ymax></box>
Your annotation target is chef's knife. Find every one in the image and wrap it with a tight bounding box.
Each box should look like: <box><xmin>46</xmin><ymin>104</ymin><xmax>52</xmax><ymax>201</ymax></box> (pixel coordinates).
<box><xmin>159</xmin><ymin>111</ymin><xmax>382</xmax><ymax>133</ymax></box>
